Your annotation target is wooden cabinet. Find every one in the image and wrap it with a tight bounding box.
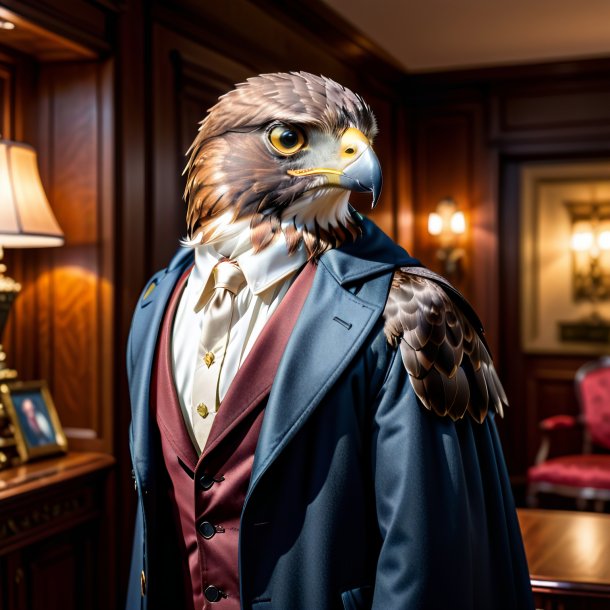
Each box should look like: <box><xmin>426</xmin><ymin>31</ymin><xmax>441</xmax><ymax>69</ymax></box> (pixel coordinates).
<box><xmin>0</xmin><ymin>452</ymin><xmax>114</xmax><ymax>610</ymax></box>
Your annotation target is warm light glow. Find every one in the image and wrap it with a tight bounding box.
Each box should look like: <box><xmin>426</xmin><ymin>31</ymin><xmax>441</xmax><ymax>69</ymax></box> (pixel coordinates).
<box><xmin>571</xmin><ymin>231</ymin><xmax>594</xmax><ymax>252</ymax></box>
<box><xmin>450</xmin><ymin>211</ymin><xmax>466</xmax><ymax>235</ymax></box>
<box><xmin>598</xmin><ymin>230</ymin><xmax>610</xmax><ymax>251</ymax></box>
<box><xmin>0</xmin><ymin>140</ymin><xmax>63</xmax><ymax>248</ymax></box>
<box><xmin>428</xmin><ymin>212</ymin><xmax>443</xmax><ymax>236</ymax></box>
<box><xmin>0</xmin><ymin>20</ymin><xmax>15</xmax><ymax>30</ymax></box>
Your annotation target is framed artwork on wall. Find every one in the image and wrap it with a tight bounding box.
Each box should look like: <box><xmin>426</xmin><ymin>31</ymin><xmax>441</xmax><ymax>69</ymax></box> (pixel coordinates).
<box><xmin>1</xmin><ymin>380</ymin><xmax>68</xmax><ymax>462</ymax></box>
<box><xmin>520</xmin><ymin>160</ymin><xmax>610</xmax><ymax>354</ymax></box>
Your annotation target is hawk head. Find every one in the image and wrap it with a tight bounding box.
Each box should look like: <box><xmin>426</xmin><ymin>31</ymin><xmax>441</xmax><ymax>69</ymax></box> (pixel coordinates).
<box><xmin>184</xmin><ymin>71</ymin><xmax>381</xmax><ymax>258</ymax></box>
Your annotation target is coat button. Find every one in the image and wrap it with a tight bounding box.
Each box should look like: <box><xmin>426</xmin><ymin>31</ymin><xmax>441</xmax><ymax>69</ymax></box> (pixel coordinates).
<box><xmin>204</xmin><ymin>585</ymin><xmax>225</xmax><ymax>602</ymax></box>
<box><xmin>199</xmin><ymin>473</ymin><xmax>216</xmax><ymax>490</ymax></box>
<box><xmin>198</xmin><ymin>520</ymin><xmax>216</xmax><ymax>539</ymax></box>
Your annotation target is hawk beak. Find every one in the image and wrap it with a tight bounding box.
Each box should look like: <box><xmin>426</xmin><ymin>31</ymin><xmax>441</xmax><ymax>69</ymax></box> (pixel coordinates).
<box><xmin>339</xmin><ymin>146</ymin><xmax>382</xmax><ymax>209</ymax></box>
<box><xmin>287</xmin><ymin>127</ymin><xmax>383</xmax><ymax>208</ymax></box>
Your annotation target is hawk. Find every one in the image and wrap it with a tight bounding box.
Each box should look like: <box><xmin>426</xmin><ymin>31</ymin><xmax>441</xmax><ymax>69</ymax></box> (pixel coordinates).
<box><xmin>183</xmin><ymin>71</ymin><xmax>507</xmax><ymax>423</ymax></box>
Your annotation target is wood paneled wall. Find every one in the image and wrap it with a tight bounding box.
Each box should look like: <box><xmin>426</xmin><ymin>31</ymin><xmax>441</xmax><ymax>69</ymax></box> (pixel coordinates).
<box><xmin>0</xmin><ymin>62</ymin><xmax>12</xmax><ymax>133</ymax></box>
<box><xmin>147</xmin><ymin>1</ymin><xmax>406</xmax><ymax>271</ymax></box>
<box><xmin>2</xmin><ymin>57</ymin><xmax>114</xmax><ymax>453</ymax></box>
<box><xmin>407</xmin><ymin>61</ymin><xmax>610</xmax><ymax>488</ymax></box>
<box><xmin>411</xmin><ymin>99</ymin><xmax>488</xmax><ymax>304</ymax></box>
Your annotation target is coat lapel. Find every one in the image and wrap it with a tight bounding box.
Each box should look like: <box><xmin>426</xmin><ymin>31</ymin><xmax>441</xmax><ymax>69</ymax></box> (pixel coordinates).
<box><xmin>200</xmin><ymin>263</ymin><xmax>316</xmax><ymax>459</ymax></box>
<box><xmin>248</xmin><ymin>260</ymin><xmax>388</xmax><ymax>496</ymax></box>
<box><xmin>247</xmin><ymin>216</ymin><xmax>420</xmax><ymax>499</ymax></box>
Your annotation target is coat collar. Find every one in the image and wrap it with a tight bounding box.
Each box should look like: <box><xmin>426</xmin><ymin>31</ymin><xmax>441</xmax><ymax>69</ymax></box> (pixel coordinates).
<box><xmin>320</xmin><ymin>213</ymin><xmax>420</xmax><ymax>286</ymax></box>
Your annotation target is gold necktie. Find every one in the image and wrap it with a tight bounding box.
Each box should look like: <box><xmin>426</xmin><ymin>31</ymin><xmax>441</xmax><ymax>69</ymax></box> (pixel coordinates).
<box><xmin>191</xmin><ymin>260</ymin><xmax>246</xmax><ymax>452</ymax></box>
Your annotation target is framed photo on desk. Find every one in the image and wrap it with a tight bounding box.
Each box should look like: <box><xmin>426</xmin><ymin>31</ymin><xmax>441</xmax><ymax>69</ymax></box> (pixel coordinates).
<box><xmin>1</xmin><ymin>381</ymin><xmax>68</xmax><ymax>462</ymax></box>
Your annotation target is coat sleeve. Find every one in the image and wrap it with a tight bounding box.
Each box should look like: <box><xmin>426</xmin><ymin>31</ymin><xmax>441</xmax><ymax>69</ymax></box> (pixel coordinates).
<box><xmin>369</xmin><ymin>348</ymin><xmax>534</xmax><ymax>610</ymax></box>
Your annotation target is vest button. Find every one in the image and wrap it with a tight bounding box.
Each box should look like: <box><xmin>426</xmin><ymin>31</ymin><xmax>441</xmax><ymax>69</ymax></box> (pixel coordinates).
<box><xmin>199</xmin><ymin>473</ymin><xmax>216</xmax><ymax>490</ymax></box>
<box><xmin>204</xmin><ymin>585</ymin><xmax>225</xmax><ymax>602</ymax></box>
<box><xmin>198</xmin><ymin>520</ymin><xmax>216</xmax><ymax>539</ymax></box>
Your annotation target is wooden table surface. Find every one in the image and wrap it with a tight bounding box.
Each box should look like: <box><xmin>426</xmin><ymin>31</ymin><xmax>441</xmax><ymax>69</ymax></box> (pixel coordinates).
<box><xmin>0</xmin><ymin>451</ymin><xmax>115</xmax><ymax>501</ymax></box>
<box><xmin>518</xmin><ymin>508</ymin><xmax>610</xmax><ymax>596</ymax></box>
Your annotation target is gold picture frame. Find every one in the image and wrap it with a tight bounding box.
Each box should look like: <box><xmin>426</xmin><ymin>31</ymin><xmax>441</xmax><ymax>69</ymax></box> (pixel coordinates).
<box><xmin>520</xmin><ymin>160</ymin><xmax>610</xmax><ymax>354</ymax></box>
<box><xmin>0</xmin><ymin>380</ymin><xmax>68</xmax><ymax>462</ymax></box>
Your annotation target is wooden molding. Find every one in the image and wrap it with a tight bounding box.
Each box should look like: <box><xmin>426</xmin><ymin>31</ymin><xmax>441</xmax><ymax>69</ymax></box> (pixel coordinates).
<box><xmin>0</xmin><ymin>1</ymin><xmax>112</xmax><ymax>58</ymax></box>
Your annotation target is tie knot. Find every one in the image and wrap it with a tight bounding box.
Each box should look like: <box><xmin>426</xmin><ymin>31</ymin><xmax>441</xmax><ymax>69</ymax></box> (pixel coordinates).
<box><xmin>213</xmin><ymin>260</ymin><xmax>245</xmax><ymax>295</ymax></box>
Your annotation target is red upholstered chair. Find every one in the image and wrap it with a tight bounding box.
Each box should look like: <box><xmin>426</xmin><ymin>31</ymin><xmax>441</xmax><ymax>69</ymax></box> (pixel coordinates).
<box><xmin>527</xmin><ymin>357</ymin><xmax>610</xmax><ymax>511</ymax></box>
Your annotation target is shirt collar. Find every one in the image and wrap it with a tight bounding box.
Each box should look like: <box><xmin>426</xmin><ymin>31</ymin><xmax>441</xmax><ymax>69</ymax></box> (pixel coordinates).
<box><xmin>191</xmin><ymin>229</ymin><xmax>307</xmax><ymax>297</ymax></box>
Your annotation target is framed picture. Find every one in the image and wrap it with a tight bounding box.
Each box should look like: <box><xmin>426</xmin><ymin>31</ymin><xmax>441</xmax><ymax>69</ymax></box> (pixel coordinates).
<box><xmin>520</xmin><ymin>160</ymin><xmax>610</xmax><ymax>354</ymax></box>
<box><xmin>0</xmin><ymin>380</ymin><xmax>68</xmax><ymax>461</ymax></box>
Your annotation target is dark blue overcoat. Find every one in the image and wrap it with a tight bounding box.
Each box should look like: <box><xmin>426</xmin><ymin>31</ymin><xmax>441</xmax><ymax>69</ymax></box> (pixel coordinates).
<box><xmin>126</xmin><ymin>217</ymin><xmax>534</xmax><ymax>609</ymax></box>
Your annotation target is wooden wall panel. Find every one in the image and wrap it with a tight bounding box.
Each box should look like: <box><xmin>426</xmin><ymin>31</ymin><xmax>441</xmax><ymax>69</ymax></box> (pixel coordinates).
<box><xmin>394</xmin><ymin>106</ymin><xmax>414</xmax><ymax>251</ymax></box>
<box><xmin>150</xmin><ymin>15</ymin><xmax>404</xmax><ymax>272</ymax></box>
<box><xmin>8</xmin><ymin>61</ymin><xmax>114</xmax><ymax>453</ymax></box>
<box><xmin>410</xmin><ymin>62</ymin><xmax>610</xmax><ymax>490</ymax></box>
<box><xmin>0</xmin><ymin>61</ymin><xmax>13</xmax><ymax>136</ymax></box>
<box><xmin>409</xmin><ymin>99</ymin><xmax>501</xmax><ymax>359</ymax></box>
<box><xmin>412</xmin><ymin>106</ymin><xmax>481</xmax><ymax>301</ymax></box>
<box><xmin>151</xmin><ymin>25</ymin><xmax>255</xmax><ymax>271</ymax></box>
<box><xmin>361</xmin><ymin>94</ymin><xmax>398</xmax><ymax>240</ymax></box>
<box><xmin>491</xmin><ymin>77</ymin><xmax>610</xmax><ymax>143</ymax></box>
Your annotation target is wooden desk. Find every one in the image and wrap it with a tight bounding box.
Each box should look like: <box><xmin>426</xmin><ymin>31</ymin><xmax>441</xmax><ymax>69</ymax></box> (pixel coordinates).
<box><xmin>518</xmin><ymin>508</ymin><xmax>610</xmax><ymax>609</ymax></box>
<box><xmin>0</xmin><ymin>452</ymin><xmax>115</xmax><ymax>610</ymax></box>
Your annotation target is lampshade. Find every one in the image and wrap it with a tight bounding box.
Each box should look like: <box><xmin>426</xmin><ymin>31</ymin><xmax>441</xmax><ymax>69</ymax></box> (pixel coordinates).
<box><xmin>0</xmin><ymin>139</ymin><xmax>64</xmax><ymax>248</ymax></box>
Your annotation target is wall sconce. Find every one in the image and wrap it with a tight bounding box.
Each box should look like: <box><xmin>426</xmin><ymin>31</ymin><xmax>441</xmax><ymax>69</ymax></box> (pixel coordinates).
<box><xmin>0</xmin><ymin>138</ymin><xmax>64</xmax><ymax>379</ymax></box>
<box><xmin>567</xmin><ymin>202</ymin><xmax>610</xmax><ymax>305</ymax></box>
<box><xmin>427</xmin><ymin>197</ymin><xmax>466</xmax><ymax>280</ymax></box>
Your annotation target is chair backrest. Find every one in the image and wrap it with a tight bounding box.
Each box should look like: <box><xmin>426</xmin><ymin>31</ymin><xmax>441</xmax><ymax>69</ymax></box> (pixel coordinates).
<box><xmin>576</xmin><ymin>356</ymin><xmax>610</xmax><ymax>450</ymax></box>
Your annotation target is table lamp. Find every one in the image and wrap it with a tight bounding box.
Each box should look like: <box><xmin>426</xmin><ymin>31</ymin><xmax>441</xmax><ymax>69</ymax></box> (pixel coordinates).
<box><xmin>0</xmin><ymin>138</ymin><xmax>64</xmax><ymax>379</ymax></box>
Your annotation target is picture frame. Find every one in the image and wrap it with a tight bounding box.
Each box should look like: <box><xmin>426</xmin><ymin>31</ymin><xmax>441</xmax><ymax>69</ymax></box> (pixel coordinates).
<box><xmin>520</xmin><ymin>160</ymin><xmax>610</xmax><ymax>355</ymax></box>
<box><xmin>0</xmin><ymin>380</ymin><xmax>68</xmax><ymax>462</ymax></box>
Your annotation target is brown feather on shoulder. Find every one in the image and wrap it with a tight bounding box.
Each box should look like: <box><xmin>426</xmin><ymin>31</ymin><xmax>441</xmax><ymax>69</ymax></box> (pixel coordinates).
<box><xmin>383</xmin><ymin>267</ymin><xmax>508</xmax><ymax>423</ymax></box>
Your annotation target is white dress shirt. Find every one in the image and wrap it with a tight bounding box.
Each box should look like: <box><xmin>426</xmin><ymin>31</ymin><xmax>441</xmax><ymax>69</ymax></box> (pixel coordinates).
<box><xmin>171</xmin><ymin>230</ymin><xmax>307</xmax><ymax>445</ymax></box>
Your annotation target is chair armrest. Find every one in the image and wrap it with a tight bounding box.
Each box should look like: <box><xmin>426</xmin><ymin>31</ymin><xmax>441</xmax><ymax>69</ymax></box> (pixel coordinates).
<box><xmin>539</xmin><ymin>414</ymin><xmax>581</xmax><ymax>431</ymax></box>
<box><xmin>534</xmin><ymin>414</ymin><xmax>584</xmax><ymax>465</ymax></box>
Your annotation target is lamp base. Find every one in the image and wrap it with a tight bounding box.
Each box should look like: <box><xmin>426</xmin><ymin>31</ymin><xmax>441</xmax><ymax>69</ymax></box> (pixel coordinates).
<box><xmin>0</xmin><ymin>250</ymin><xmax>23</xmax><ymax>469</ymax></box>
<box><xmin>0</xmin><ymin>344</ymin><xmax>17</xmax><ymax>380</ymax></box>
<box><xmin>0</xmin><ymin>249</ymin><xmax>21</xmax><ymax>380</ymax></box>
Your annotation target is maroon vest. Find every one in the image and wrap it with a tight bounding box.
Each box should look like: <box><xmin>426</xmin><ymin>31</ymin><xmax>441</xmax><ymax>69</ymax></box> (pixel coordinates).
<box><xmin>151</xmin><ymin>263</ymin><xmax>316</xmax><ymax>609</ymax></box>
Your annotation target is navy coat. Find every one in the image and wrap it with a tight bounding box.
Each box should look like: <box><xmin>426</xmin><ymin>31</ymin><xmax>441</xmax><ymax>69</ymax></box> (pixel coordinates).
<box><xmin>126</xmin><ymin>217</ymin><xmax>534</xmax><ymax>609</ymax></box>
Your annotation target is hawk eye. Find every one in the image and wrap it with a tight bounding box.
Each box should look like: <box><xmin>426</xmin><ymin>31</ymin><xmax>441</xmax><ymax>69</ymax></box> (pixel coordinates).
<box><xmin>269</xmin><ymin>124</ymin><xmax>305</xmax><ymax>155</ymax></box>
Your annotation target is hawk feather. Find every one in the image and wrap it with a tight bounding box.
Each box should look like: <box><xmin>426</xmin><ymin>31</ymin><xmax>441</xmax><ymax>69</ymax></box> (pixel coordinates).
<box><xmin>384</xmin><ymin>267</ymin><xmax>508</xmax><ymax>423</ymax></box>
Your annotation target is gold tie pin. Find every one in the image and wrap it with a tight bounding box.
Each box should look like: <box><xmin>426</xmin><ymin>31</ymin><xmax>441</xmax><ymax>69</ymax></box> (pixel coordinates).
<box><xmin>196</xmin><ymin>403</ymin><xmax>209</xmax><ymax>419</ymax></box>
<box><xmin>204</xmin><ymin>351</ymin><xmax>215</xmax><ymax>368</ymax></box>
